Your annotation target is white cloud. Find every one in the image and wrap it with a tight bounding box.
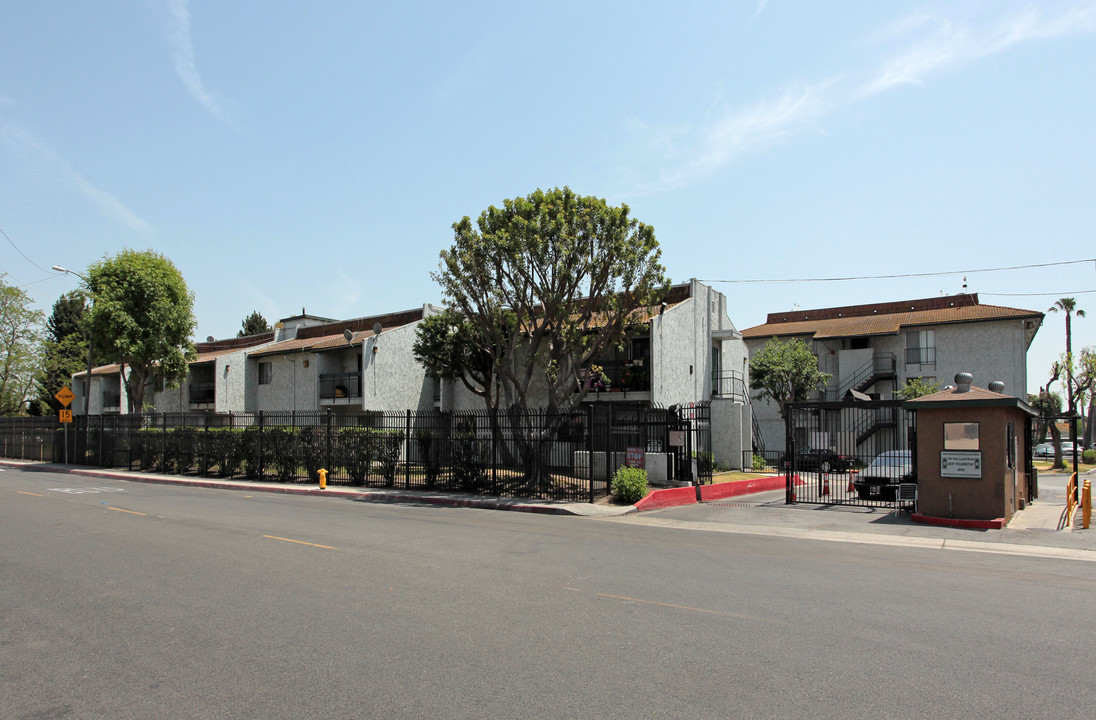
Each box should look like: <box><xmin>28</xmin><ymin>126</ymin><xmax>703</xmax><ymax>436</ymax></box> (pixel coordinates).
<box><xmin>629</xmin><ymin>2</ymin><xmax>1096</xmax><ymax>195</ymax></box>
<box><xmin>859</xmin><ymin>4</ymin><xmax>1096</xmax><ymax>97</ymax></box>
<box><xmin>165</xmin><ymin>0</ymin><xmax>240</xmax><ymax>130</ymax></box>
<box><xmin>0</xmin><ymin>122</ymin><xmax>154</xmax><ymax>236</ymax></box>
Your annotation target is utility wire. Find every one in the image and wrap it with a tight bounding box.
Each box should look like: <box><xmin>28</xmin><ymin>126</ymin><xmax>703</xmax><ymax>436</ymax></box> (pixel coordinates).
<box><xmin>701</xmin><ymin>258</ymin><xmax>1095</xmax><ymax>285</ymax></box>
<box><xmin>981</xmin><ymin>289</ymin><xmax>1096</xmax><ymax>297</ymax></box>
<box><xmin>0</xmin><ymin>224</ymin><xmax>59</xmax><ymax>276</ymax></box>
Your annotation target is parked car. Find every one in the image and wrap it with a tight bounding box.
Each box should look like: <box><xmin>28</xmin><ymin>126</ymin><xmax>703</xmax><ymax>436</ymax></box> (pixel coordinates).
<box><xmin>782</xmin><ymin>447</ymin><xmax>854</xmax><ymax>473</ymax></box>
<box><xmin>1034</xmin><ymin>442</ymin><xmax>1081</xmax><ymax>459</ymax></box>
<box><xmin>854</xmin><ymin>450</ymin><xmax>914</xmax><ymax>500</ymax></box>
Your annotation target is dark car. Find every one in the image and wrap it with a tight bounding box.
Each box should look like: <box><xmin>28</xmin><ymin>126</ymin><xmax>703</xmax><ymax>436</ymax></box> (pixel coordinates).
<box><xmin>854</xmin><ymin>450</ymin><xmax>914</xmax><ymax>500</ymax></box>
<box><xmin>782</xmin><ymin>447</ymin><xmax>853</xmax><ymax>473</ymax></box>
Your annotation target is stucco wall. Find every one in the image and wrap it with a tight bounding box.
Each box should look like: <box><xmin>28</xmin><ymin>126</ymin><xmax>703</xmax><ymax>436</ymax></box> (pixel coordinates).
<box><xmin>252</xmin><ymin>353</ymin><xmax>319</xmax><ymax>413</ymax></box>
<box><xmin>914</xmin><ymin>404</ymin><xmax>1029</xmax><ymax>523</ymax></box>
<box><xmin>362</xmin><ymin>322</ymin><xmax>436</xmax><ymax>412</ymax></box>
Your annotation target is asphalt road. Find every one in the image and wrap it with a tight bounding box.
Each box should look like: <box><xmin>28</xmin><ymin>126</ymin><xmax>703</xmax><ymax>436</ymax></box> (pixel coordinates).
<box><xmin>3</xmin><ymin>466</ymin><xmax>1094</xmax><ymax>719</ymax></box>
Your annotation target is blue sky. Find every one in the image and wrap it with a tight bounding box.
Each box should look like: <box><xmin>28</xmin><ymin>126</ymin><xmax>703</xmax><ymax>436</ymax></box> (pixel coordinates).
<box><xmin>2</xmin><ymin>1</ymin><xmax>1093</xmax><ymax>396</ymax></box>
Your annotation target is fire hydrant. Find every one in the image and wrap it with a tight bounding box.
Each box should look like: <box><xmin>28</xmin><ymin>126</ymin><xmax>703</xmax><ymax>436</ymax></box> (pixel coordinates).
<box><xmin>318</xmin><ymin>468</ymin><xmax>328</xmax><ymax>490</ymax></box>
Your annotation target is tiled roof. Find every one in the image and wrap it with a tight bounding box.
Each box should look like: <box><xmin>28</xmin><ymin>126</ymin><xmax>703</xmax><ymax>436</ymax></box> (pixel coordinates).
<box><xmin>73</xmin><ymin>364</ymin><xmax>123</xmax><ymax>378</ymax></box>
<box><xmin>905</xmin><ymin>384</ymin><xmax>1037</xmax><ymax>413</ymax></box>
<box><xmin>741</xmin><ymin>293</ymin><xmax>1042</xmax><ymax>340</ymax></box>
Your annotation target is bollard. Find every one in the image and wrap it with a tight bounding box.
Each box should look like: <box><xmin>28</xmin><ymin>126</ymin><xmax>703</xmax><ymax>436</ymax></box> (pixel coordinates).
<box><xmin>1084</xmin><ymin>479</ymin><xmax>1091</xmax><ymax>530</ymax></box>
<box><xmin>318</xmin><ymin>468</ymin><xmax>327</xmax><ymax>490</ymax></box>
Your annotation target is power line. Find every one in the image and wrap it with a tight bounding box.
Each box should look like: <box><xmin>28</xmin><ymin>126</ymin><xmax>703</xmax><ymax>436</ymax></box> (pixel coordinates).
<box><xmin>0</xmin><ymin>224</ymin><xmax>57</xmax><ymax>276</ymax></box>
<box><xmin>982</xmin><ymin>289</ymin><xmax>1096</xmax><ymax>297</ymax></box>
<box><xmin>701</xmin><ymin>258</ymin><xmax>1096</xmax><ymax>285</ymax></box>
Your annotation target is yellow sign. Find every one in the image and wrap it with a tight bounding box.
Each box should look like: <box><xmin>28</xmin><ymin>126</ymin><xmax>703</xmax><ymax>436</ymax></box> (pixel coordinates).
<box><xmin>55</xmin><ymin>386</ymin><xmax>76</xmax><ymax>407</ymax></box>
<box><xmin>59</xmin><ymin>409</ymin><xmax>73</xmax><ymax>423</ymax></box>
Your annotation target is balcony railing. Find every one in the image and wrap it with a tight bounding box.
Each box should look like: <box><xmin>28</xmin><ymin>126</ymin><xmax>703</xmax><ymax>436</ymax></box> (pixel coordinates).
<box><xmin>320</xmin><ymin>372</ymin><xmax>362</xmax><ymax>400</ymax></box>
<box><xmin>189</xmin><ymin>383</ymin><xmax>215</xmax><ymax>405</ymax></box>
<box><xmin>712</xmin><ymin>370</ymin><xmax>748</xmax><ymax>403</ymax></box>
<box><xmin>905</xmin><ymin>347</ymin><xmax>936</xmax><ymax>365</ymax></box>
<box><xmin>579</xmin><ymin>359</ymin><xmax>650</xmax><ymax>393</ymax></box>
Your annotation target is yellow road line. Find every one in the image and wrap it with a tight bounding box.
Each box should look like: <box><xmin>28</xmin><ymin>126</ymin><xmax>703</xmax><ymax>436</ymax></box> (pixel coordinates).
<box><xmin>108</xmin><ymin>507</ymin><xmax>146</xmax><ymax>516</ymax></box>
<box><xmin>263</xmin><ymin>535</ymin><xmax>337</xmax><ymax>550</ymax></box>
<box><xmin>596</xmin><ymin>593</ymin><xmax>786</xmax><ymax>625</ymax></box>
<box><xmin>17</xmin><ymin>490</ymin><xmax>43</xmax><ymax>497</ymax></box>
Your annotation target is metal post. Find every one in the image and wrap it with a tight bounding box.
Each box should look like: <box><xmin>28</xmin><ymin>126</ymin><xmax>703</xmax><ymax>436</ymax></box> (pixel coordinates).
<box><xmin>405</xmin><ymin>409</ymin><xmax>411</xmax><ymax>489</ymax></box>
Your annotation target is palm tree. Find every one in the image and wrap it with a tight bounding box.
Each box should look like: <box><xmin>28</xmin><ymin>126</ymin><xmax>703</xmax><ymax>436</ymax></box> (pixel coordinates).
<box><xmin>1048</xmin><ymin>298</ymin><xmax>1085</xmax><ymax>412</ymax></box>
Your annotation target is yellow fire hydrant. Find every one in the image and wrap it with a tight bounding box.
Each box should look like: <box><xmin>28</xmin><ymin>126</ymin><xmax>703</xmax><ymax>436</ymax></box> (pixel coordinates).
<box><xmin>1083</xmin><ymin>479</ymin><xmax>1091</xmax><ymax>530</ymax></box>
<box><xmin>318</xmin><ymin>468</ymin><xmax>328</xmax><ymax>490</ymax></box>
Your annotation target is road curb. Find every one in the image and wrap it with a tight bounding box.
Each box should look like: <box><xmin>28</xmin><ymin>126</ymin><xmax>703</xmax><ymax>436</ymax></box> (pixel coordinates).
<box><xmin>1</xmin><ymin>460</ymin><xmax>594</xmax><ymax>516</ymax></box>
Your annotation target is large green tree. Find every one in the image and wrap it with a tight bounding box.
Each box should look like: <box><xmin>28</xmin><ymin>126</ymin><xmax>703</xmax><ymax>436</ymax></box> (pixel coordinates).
<box><xmin>423</xmin><ymin>187</ymin><xmax>668</xmax><ymax>415</ymax></box>
<box><xmin>749</xmin><ymin>337</ymin><xmax>831</xmax><ymax>418</ymax></box>
<box><xmin>0</xmin><ymin>275</ymin><xmax>45</xmax><ymax>415</ymax></box>
<box><xmin>84</xmin><ymin>249</ymin><xmax>197</xmax><ymax>413</ymax></box>
<box><xmin>32</xmin><ymin>291</ymin><xmax>92</xmax><ymax>414</ymax></box>
<box><xmin>237</xmin><ymin>310</ymin><xmax>271</xmax><ymax>337</ymax></box>
<box><xmin>1048</xmin><ymin>297</ymin><xmax>1085</xmax><ymax>413</ymax></box>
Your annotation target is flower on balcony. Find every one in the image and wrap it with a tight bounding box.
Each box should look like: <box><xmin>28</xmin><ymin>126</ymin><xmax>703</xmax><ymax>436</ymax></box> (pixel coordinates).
<box><xmin>588</xmin><ymin>364</ymin><xmax>610</xmax><ymax>392</ymax></box>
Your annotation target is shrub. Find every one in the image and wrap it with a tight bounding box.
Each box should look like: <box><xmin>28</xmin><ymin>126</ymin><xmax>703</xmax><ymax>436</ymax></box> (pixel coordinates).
<box><xmin>417</xmin><ymin>430</ymin><xmax>443</xmax><ymax>489</ymax></box>
<box><xmin>612</xmin><ymin>466</ymin><xmax>648</xmax><ymax>505</ymax></box>
<box><xmin>298</xmin><ymin>425</ymin><xmax>328</xmax><ymax>482</ymax></box>
<box><xmin>751</xmin><ymin>453</ymin><xmax>767</xmax><ymax>471</ymax></box>
<box><xmin>266</xmin><ymin>427</ymin><xmax>299</xmax><ymax>482</ymax></box>
<box><xmin>341</xmin><ymin>428</ymin><xmax>375</xmax><ymax>486</ymax></box>
<box><xmin>451</xmin><ymin>432</ymin><xmax>486</xmax><ymax>492</ymax></box>
<box><xmin>375</xmin><ymin>430</ymin><xmax>404</xmax><ymax>485</ymax></box>
<box><xmin>1084</xmin><ymin>448</ymin><xmax>1095</xmax><ymax>465</ymax></box>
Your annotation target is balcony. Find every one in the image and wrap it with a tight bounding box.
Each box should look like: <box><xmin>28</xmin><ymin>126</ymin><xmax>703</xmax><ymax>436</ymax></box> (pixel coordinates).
<box><xmin>905</xmin><ymin>347</ymin><xmax>936</xmax><ymax>366</ymax></box>
<box><xmin>101</xmin><ymin>390</ymin><xmax>121</xmax><ymax>411</ymax></box>
<box><xmin>579</xmin><ymin>360</ymin><xmax>650</xmax><ymax>396</ymax></box>
<box><xmin>189</xmin><ymin>382</ymin><xmax>215</xmax><ymax>406</ymax></box>
<box><xmin>320</xmin><ymin>372</ymin><xmax>362</xmax><ymax>401</ymax></box>
<box><xmin>712</xmin><ymin>370</ymin><xmax>747</xmax><ymax>403</ymax></box>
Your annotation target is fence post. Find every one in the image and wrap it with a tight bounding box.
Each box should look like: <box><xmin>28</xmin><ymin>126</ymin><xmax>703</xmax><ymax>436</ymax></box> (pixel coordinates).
<box><xmin>491</xmin><ymin>410</ymin><xmax>498</xmax><ymax>496</ymax></box>
<box><xmin>587</xmin><ymin>405</ymin><xmax>594</xmax><ymax>504</ymax></box>
<box><xmin>325</xmin><ymin>410</ymin><xmax>333</xmax><ymax>481</ymax></box>
<box><xmin>258</xmin><ymin>411</ymin><xmax>265</xmax><ymax>481</ymax></box>
<box><xmin>405</xmin><ymin>409</ymin><xmax>412</xmax><ymax>489</ymax></box>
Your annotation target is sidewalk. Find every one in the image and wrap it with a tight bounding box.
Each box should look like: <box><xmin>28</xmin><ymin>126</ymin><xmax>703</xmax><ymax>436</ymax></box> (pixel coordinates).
<box><xmin>4</xmin><ymin>460</ymin><xmax>1092</xmax><ymax>558</ymax></box>
<box><xmin>0</xmin><ymin>460</ymin><xmax>632</xmax><ymax>518</ymax></box>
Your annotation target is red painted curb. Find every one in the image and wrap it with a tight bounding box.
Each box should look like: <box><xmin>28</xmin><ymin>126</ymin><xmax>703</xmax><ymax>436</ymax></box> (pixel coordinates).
<box><xmin>699</xmin><ymin>474</ymin><xmax>796</xmax><ymax>501</ymax></box>
<box><xmin>634</xmin><ymin>485</ymin><xmax>698</xmax><ymax>511</ymax></box>
<box><xmin>911</xmin><ymin>513</ymin><xmax>1006</xmax><ymax>530</ymax></box>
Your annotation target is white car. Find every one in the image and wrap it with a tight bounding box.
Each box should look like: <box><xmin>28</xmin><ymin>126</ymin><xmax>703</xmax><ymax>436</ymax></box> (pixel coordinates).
<box><xmin>1035</xmin><ymin>442</ymin><xmax>1080</xmax><ymax>458</ymax></box>
<box><xmin>854</xmin><ymin>450</ymin><xmax>914</xmax><ymax>500</ymax></box>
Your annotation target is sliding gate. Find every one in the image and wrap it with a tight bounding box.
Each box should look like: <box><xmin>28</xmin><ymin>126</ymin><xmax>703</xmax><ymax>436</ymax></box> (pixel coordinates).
<box><xmin>784</xmin><ymin>399</ymin><xmax>915</xmax><ymax>507</ymax></box>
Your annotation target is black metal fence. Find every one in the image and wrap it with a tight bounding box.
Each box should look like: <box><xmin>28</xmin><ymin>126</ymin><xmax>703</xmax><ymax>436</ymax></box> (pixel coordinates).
<box><xmin>784</xmin><ymin>399</ymin><xmax>916</xmax><ymax>508</ymax></box>
<box><xmin>0</xmin><ymin>404</ymin><xmax>712</xmax><ymax>502</ymax></box>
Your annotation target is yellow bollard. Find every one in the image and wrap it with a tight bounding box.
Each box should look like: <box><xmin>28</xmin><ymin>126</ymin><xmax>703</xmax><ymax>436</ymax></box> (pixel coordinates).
<box><xmin>318</xmin><ymin>468</ymin><xmax>327</xmax><ymax>490</ymax></box>
<box><xmin>1084</xmin><ymin>479</ymin><xmax>1091</xmax><ymax>530</ymax></box>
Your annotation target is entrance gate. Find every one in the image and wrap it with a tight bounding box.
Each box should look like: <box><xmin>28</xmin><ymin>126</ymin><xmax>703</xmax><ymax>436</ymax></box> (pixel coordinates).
<box><xmin>785</xmin><ymin>399</ymin><xmax>915</xmax><ymax>507</ymax></box>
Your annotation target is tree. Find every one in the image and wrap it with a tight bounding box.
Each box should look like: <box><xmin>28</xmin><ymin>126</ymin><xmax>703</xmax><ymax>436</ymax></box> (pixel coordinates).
<box><xmin>413</xmin><ymin>309</ymin><xmax>498</xmax><ymax>403</ymax></box>
<box><xmin>1079</xmin><ymin>347</ymin><xmax>1096</xmax><ymax>450</ymax></box>
<box><xmin>749</xmin><ymin>337</ymin><xmax>831</xmax><ymax>418</ymax></box>
<box><xmin>424</xmin><ymin>187</ymin><xmax>668</xmax><ymax>415</ymax></box>
<box><xmin>0</xmin><ymin>275</ymin><xmax>45</xmax><ymax>415</ymax></box>
<box><xmin>85</xmin><ymin>249</ymin><xmax>197</xmax><ymax>413</ymax></box>
<box><xmin>1048</xmin><ymin>297</ymin><xmax>1085</xmax><ymax>413</ymax></box>
<box><xmin>897</xmin><ymin>377</ymin><xmax>941</xmax><ymax>400</ymax></box>
<box><xmin>237</xmin><ymin>310</ymin><xmax>271</xmax><ymax>338</ymax></box>
<box><xmin>1030</xmin><ymin>387</ymin><xmax>1066</xmax><ymax>469</ymax></box>
<box><xmin>32</xmin><ymin>291</ymin><xmax>92</xmax><ymax>414</ymax></box>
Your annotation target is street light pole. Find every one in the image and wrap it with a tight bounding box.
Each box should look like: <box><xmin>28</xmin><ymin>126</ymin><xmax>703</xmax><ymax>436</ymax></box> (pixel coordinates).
<box><xmin>52</xmin><ymin>265</ymin><xmax>93</xmax><ymax>418</ymax></box>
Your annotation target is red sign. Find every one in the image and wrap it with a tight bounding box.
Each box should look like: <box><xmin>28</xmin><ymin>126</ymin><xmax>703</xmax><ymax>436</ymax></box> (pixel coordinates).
<box><xmin>625</xmin><ymin>447</ymin><xmax>645</xmax><ymax>468</ymax></box>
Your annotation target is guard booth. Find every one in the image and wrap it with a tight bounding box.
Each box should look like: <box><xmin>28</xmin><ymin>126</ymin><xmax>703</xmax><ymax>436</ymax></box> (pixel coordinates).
<box><xmin>904</xmin><ymin>373</ymin><xmax>1036</xmax><ymax>526</ymax></box>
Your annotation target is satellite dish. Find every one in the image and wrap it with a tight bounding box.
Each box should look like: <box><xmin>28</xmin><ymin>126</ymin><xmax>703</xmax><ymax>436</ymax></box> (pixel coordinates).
<box><xmin>343</xmin><ymin>329</ymin><xmax>353</xmax><ymax>344</ymax></box>
<box><xmin>206</xmin><ymin>336</ymin><xmax>214</xmax><ymax>342</ymax></box>
<box><xmin>372</xmin><ymin>322</ymin><xmax>383</xmax><ymax>336</ymax></box>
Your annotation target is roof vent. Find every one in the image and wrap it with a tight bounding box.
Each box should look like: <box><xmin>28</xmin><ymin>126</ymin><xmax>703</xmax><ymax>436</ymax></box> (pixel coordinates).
<box><xmin>988</xmin><ymin>380</ymin><xmax>1005</xmax><ymax>393</ymax></box>
<box><xmin>954</xmin><ymin>372</ymin><xmax>973</xmax><ymax>393</ymax></box>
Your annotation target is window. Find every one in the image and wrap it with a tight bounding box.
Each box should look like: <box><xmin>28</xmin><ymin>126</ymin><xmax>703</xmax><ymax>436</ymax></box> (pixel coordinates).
<box><xmin>850</xmin><ymin>337</ymin><xmax>869</xmax><ymax>350</ymax></box>
<box><xmin>258</xmin><ymin>362</ymin><xmax>272</xmax><ymax>385</ymax></box>
<box><xmin>906</xmin><ymin>329</ymin><xmax>935</xmax><ymax>365</ymax></box>
<box><xmin>944</xmin><ymin>422</ymin><xmax>979</xmax><ymax>450</ymax></box>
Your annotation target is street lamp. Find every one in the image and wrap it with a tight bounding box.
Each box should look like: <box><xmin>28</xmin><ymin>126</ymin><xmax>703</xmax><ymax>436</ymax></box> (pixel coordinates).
<box><xmin>53</xmin><ymin>265</ymin><xmax>93</xmax><ymax>418</ymax></box>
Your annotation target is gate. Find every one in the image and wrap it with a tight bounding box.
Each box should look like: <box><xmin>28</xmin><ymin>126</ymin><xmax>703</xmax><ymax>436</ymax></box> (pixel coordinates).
<box><xmin>785</xmin><ymin>399</ymin><xmax>915</xmax><ymax>507</ymax></box>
